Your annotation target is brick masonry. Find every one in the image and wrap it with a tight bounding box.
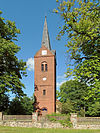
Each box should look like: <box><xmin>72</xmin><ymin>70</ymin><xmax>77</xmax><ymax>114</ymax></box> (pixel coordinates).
<box><xmin>34</xmin><ymin>45</ymin><xmax>56</xmax><ymax>114</ymax></box>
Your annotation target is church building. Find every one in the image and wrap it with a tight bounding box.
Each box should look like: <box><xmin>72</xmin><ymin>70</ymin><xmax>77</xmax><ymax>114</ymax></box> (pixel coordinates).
<box><xmin>34</xmin><ymin>17</ymin><xmax>56</xmax><ymax>115</ymax></box>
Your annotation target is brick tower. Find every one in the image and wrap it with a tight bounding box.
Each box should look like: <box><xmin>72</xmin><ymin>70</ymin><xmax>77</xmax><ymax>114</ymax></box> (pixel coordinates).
<box><xmin>34</xmin><ymin>17</ymin><xmax>56</xmax><ymax>115</ymax></box>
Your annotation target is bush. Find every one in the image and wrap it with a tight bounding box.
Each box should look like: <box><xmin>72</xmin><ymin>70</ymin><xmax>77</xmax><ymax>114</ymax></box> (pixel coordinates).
<box><xmin>46</xmin><ymin>113</ymin><xmax>72</xmax><ymax>127</ymax></box>
<box><xmin>49</xmin><ymin>117</ymin><xmax>56</xmax><ymax>122</ymax></box>
<box><xmin>59</xmin><ymin>119</ymin><xmax>72</xmax><ymax>128</ymax></box>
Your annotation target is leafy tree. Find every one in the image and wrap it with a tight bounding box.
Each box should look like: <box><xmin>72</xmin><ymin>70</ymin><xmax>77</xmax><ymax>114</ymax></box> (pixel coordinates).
<box><xmin>58</xmin><ymin>80</ymin><xmax>100</xmax><ymax>116</ymax></box>
<box><xmin>87</xmin><ymin>102</ymin><xmax>100</xmax><ymax>116</ymax></box>
<box><xmin>21</xmin><ymin>96</ymin><xmax>34</xmax><ymax>115</ymax></box>
<box><xmin>0</xmin><ymin>10</ymin><xmax>27</xmax><ymax>103</ymax></box>
<box><xmin>0</xmin><ymin>94</ymin><xmax>9</xmax><ymax>112</ymax></box>
<box><xmin>61</xmin><ymin>100</ymin><xmax>74</xmax><ymax>114</ymax></box>
<box><xmin>55</xmin><ymin>0</ymin><xmax>100</xmax><ymax>100</ymax></box>
<box><xmin>8</xmin><ymin>96</ymin><xmax>34</xmax><ymax>115</ymax></box>
<box><xmin>58</xmin><ymin>80</ymin><xmax>88</xmax><ymax>114</ymax></box>
<box><xmin>7</xmin><ymin>97</ymin><xmax>23</xmax><ymax>115</ymax></box>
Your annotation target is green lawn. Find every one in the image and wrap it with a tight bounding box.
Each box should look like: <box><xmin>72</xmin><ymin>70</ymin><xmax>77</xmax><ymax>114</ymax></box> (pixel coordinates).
<box><xmin>0</xmin><ymin>126</ymin><xmax>100</xmax><ymax>133</ymax></box>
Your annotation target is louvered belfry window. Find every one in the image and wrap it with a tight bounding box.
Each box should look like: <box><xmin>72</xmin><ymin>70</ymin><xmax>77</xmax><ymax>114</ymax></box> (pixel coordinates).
<box><xmin>41</xmin><ymin>62</ymin><xmax>47</xmax><ymax>72</ymax></box>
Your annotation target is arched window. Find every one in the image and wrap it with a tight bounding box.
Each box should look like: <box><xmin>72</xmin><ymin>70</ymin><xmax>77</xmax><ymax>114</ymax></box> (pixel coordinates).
<box><xmin>41</xmin><ymin>64</ymin><xmax>44</xmax><ymax>71</ymax></box>
<box><xmin>42</xmin><ymin>108</ymin><xmax>47</xmax><ymax>111</ymax></box>
<box><xmin>41</xmin><ymin>62</ymin><xmax>48</xmax><ymax>72</ymax></box>
<box><xmin>45</xmin><ymin>64</ymin><xmax>47</xmax><ymax>71</ymax></box>
<box><xmin>43</xmin><ymin>90</ymin><xmax>46</xmax><ymax>95</ymax></box>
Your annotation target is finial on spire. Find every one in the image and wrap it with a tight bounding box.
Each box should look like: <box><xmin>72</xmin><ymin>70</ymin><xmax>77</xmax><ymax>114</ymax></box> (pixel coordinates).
<box><xmin>42</xmin><ymin>16</ymin><xmax>51</xmax><ymax>50</ymax></box>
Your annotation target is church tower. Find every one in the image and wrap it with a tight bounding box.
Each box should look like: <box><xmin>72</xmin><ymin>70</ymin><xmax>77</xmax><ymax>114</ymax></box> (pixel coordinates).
<box><xmin>34</xmin><ymin>17</ymin><xmax>56</xmax><ymax>115</ymax></box>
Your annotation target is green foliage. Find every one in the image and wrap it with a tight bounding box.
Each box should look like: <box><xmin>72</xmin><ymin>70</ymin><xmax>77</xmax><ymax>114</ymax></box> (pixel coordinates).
<box><xmin>47</xmin><ymin>112</ymin><xmax>67</xmax><ymax>117</ymax></box>
<box><xmin>61</xmin><ymin>100</ymin><xmax>74</xmax><ymax>114</ymax></box>
<box><xmin>21</xmin><ymin>96</ymin><xmax>34</xmax><ymax>115</ymax></box>
<box><xmin>7</xmin><ymin>96</ymin><xmax>34</xmax><ymax>115</ymax></box>
<box><xmin>79</xmin><ymin>108</ymin><xmax>85</xmax><ymax>117</ymax></box>
<box><xmin>47</xmin><ymin>113</ymin><xmax>72</xmax><ymax>127</ymax></box>
<box><xmin>48</xmin><ymin>117</ymin><xmax>56</xmax><ymax>122</ymax></box>
<box><xmin>58</xmin><ymin>80</ymin><xmax>88</xmax><ymax>113</ymax></box>
<box><xmin>0</xmin><ymin>94</ymin><xmax>9</xmax><ymax>112</ymax></box>
<box><xmin>0</xmin><ymin>10</ymin><xmax>27</xmax><ymax>105</ymax></box>
<box><xmin>59</xmin><ymin>119</ymin><xmax>72</xmax><ymax>128</ymax></box>
<box><xmin>58</xmin><ymin>114</ymin><xmax>72</xmax><ymax>127</ymax></box>
<box><xmin>87</xmin><ymin>102</ymin><xmax>100</xmax><ymax>116</ymax></box>
<box><xmin>58</xmin><ymin>80</ymin><xmax>100</xmax><ymax>116</ymax></box>
<box><xmin>55</xmin><ymin>0</ymin><xmax>100</xmax><ymax>101</ymax></box>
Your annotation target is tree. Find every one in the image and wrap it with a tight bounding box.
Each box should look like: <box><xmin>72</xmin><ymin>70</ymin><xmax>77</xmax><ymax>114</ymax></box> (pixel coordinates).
<box><xmin>55</xmin><ymin>0</ymin><xmax>100</xmax><ymax>100</ymax></box>
<box><xmin>61</xmin><ymin>100</ymin><xmax>74</xmax><ymax>114</ymax></box>
<box><xmin>87</xmin><ymin>102</ymin><xmax>100</xmax><ymax>117</ymax></box>
<box><xmin>21</xmin><ymin>96</ymin><xmax>34</xmax><ymax>115</ymax></box>
<box><xmin>0</xmin><ymin>10</ymin><xmax>27</xmax><ymax>103</ymax></box>
<box><xmin>0</xmin><ymin>94</ymin><xmax>9</xmax><ymax>112</ymax></box>
<box><xmin>58</xmin><ymin>80</ymin><xmax>100</xmax><ymax>116</ymax></box>
<box><xmin>8</xmin><ymin>96</ymin><xmax>34</xmax><ymax>115</ymax></box>
<box><xmin>58</xmin><ymin>80</ymin><xmax>88</xmax><ymax>114</ymax></box>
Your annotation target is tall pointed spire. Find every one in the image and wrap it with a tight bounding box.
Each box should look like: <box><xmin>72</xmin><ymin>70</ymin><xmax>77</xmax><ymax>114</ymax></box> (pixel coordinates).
<box><xmin>42</xmin><ymin>16</ymin><xmax>51</xmax><ymax>50</ymax></box>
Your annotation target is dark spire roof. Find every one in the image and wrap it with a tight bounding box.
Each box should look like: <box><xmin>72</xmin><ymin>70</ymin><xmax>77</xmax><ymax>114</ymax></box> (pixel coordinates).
<box><xmin>42</xmin><ymin>16</ymin><xmax>51</xmax><ymax>50</ymax></box>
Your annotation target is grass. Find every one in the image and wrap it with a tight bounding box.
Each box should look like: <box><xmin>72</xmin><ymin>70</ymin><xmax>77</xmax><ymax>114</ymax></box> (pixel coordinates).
<box><xmin>0</xmin><ymin>126</ymin><xmax>100</xmax><ymax>133</ymax></box>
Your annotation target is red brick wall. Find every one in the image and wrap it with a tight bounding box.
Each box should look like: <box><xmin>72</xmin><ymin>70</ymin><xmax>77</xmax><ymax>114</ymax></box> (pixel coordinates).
<box><xmin>34</xmin><ymin>46</ymin><xmax>56</xmax><ymax>114</ymax></box>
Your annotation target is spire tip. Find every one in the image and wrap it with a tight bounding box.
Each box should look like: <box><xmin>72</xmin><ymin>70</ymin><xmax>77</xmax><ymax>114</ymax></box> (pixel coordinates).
<box><xmin>42</xmin><ymin>16</ymin><xmax>51</xmax><ymax>50</ymax></box>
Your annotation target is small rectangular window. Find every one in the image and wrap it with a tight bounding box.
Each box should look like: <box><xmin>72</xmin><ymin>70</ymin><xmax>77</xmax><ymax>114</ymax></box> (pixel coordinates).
<box><xmin>43</xmin><ymin>90</ymin><xmax>46</xmax><ymax>95</ymax></box>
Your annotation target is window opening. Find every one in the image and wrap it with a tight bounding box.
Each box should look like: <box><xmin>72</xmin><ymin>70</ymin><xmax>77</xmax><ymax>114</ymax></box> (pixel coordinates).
<box><xmin>41</xmin><ymin>62</ymin><xmax>48</xmax><ymax>72</ymax></box>
<box><xmin>43</xmin><ymin>90</ymin><xmax>46</xmax><ymax>95</ymax></box>
<box><xmin>41</xmin><ymin>64</ymin><xmax>44</xmax><ymax>71</ymax></box>
<box><xmin>42</xmin><ymin>108</ymin><xmax>47</xmax><ymax>111</ymax></box>
<box><xmin>45</xmin><ymin>64</ymin><xmax>47</xmax><ymax>71</ymax></box>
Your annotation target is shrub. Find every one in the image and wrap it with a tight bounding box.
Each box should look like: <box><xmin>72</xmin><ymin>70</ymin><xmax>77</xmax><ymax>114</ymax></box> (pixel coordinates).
<box><xmin>46</xmin><ymin>113</ymin><xmax>72</xmax><ymax>127</ymax></box>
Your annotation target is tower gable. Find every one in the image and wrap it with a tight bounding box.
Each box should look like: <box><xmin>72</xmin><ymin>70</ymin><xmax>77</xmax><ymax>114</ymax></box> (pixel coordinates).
<box><xmin>34</xmin><ymin>45</ymin><xmax>55</xmax><ymax>57</ymax></box>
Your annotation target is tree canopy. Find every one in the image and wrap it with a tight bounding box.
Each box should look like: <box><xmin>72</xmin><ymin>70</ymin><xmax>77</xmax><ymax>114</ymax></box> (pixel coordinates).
<box><xmin>0</xmin><ymin>10</ymin><xmax>27</xmax><ymax>112</ymax></box>
<box><xmin>55</xmin><ymin>0</ymin><xmax>100</xmax><ymax>100</ymax></box>
<box><xmin>7</xmin><ymin>96</ymin><xmax>34</xmax><ymax>115</ymax></box>
<box><xmin>57</xmin><ymin>80</ymin><xmax>100</xmax><ymax>116</ymax></box>
<box><xmin>57</xmin><ymin>80</ymin><xmax>88</xmax><ymax>114</ymax></box>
